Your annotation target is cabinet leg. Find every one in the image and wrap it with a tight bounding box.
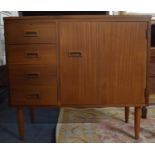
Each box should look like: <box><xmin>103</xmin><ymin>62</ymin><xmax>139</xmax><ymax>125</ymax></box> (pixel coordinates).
<box><xmin>17</xmin><ymin>108</ymin><xmax>24</xmax><ymax>140</ymax></box>
<box><xmin>29</xmin><ymin>108</ymin><xmax>35</xmax><ymax>123</ymax></box>
<box><xmin>134</xmin><ymin>107</ymin><xmax>141</xmax><ymax>139</ymax></box>
<box><xmin>125</xmin><ymin>106</ymin><xmax>129</xmax><ymax>123</ymax></box>
<box><xmin>142</xmin><ymin>106</ymin><xmax>147</xmax><ymax>119</ymax></box>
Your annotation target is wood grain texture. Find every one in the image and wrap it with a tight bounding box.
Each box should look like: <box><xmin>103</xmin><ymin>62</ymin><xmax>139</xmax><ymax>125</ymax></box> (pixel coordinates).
<box><xmin>7</xmin><ymin>45</ymin><xmax>57</xmax><ymax>65</ymax></box>
<box><xmin>150</xmin><ymin>48</ymin><xmax>155</xmax><ymax>54</ymax></box>
<box><xmin>4</xmin><ymin>15</ymin><xmax>151</xmax><ymax>21</ymax></box>
<box><xmin>9</xmin><ymin>65</ymin><xmax>57</xmax><ymax>85</ymax></box>
<box><xmin>150</xmin><ymin>48</ymin><xmax>155</xmax><ymax>65</ymax></box>
<box><xmin>150</xmin><ymin>63</ymin><xmax>155</xmax><ymax>76</ymax></box>
<box><xmin>149</xmin><ymin>48</ymin><xmax>155</xmax><ymax>94</ymax></box>
<box><xmin>149</xmin><ymin>77</ymin><xmax>155</xmax><ymax>94</ymax></box>
<box><xmin>125</xmin><ymin>107</ymin><xmax>130</xmax><ymax>123</ymax></box>
<box><xmin>17</xmin><ymin>108</ymin><xmax>24</xmax><ymax>140</ymax></box>
<box><xmin>10</xmin><ymin>86</ymin><xmax>57</xmax><ymax>106</ymax></box>
<box><xmin>135</xmin><ymin>107</ymin><xmax>141</xmax><ymax>139</ymax></box>
<box><xmin>5</xmin><ymin>21</ymin><xmax>56</xmax><ymax>44</ymax></box>
<box><xmin>60</xmin><ymin>22</ymin><xmax>147</xmax><ymax>106</ymax></box>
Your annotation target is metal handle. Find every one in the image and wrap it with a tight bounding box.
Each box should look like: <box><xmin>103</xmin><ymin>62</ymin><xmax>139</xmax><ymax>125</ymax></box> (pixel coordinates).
<box><xmin>24</xmin><ymin>31</ymin><xmax>38</xmax><ymax>37</ymax></box>
<box><xmin>26</xmin><ymin>52</ymin><xmax>39</xmax><ymax>58</ymax></box>
<box><xmin>68</xmin><ymin>51</ymin><xmax>82</xmax><ymax>57</ymax></box>
<box><xmin>25</xmin><ymin>73</ymin><xmax>40</xmax><ymax>79</ymax></box>
<box><xmin>27</xmin><ymin>93</ymin><xmax>40</xmax><ymax>99</ymax></box>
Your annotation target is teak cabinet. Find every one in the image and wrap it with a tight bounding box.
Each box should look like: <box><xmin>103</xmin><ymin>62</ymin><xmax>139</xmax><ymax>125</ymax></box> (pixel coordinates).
<box><xmin>4</xmin><ymin>15</ymin><xmax>151</xmax><ymax>140</ymax></box>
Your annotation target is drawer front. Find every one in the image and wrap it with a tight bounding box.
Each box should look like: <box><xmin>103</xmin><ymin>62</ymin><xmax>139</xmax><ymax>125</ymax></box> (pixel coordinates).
<box><xmin>9</xmin><ymin>65</ymin><xmax>57</xmax><ymax>85</ymax></box>
<box><xmin>150</xmin><ymin>55</ymin><xmax>155</xmax><ymax>63</ymax></box>
<box><xmin>150</xmin><ymin>48</ymin><xmax>155</xmax><ymax>75</ymax></box>
<box><xmin>5</xmin><ymin>21</ymin><xmax>56</xmax><ymax>44</ymax></box>
<box><xmin>10</xmin><ymin>86</ymin><xmax>57</xmax><ymax>106</ymax></box>
<box><xmin>7</xmin><ymin>45</ymin><xmax>57</xmax><ymax>65</ymax></box>
<box><xmin>150</xmin><ymin>63</ymin><xmax>155</xmax><ymax>76</ymax></box>
<box><xmin>149</xmin><ymin>77</ymin><xmax>155</xmax><ymax>94</ymax></box>
<box><xmin>150</xmin><ymin>48</ymin><xmax>155</xmax><ymax>63</ymax></box>
<box><xmin>150</xmin><ymin>48</ymin><xmax>155</xmax><ymax>55</ymax></box>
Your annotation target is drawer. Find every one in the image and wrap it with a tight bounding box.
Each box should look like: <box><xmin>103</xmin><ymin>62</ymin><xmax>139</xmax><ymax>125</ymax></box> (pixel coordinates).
<box><xmin>150</xmin><ymin>48</ymin><xmax>155</xmax><ymax>63</ymax></box>
<box><xmin>150</xmin><ymin>63</ymin><xmax>155</xmax><ymax>75</ymax></box>
<box><xmin>7</xmin><ymin>45</ymin><xmax>57</xmax><ymax>65</ymax></box>
<box><xmin>150</xmin><ymin>55</ymin><xmax>155</xmax><ymax>63</ymax></box>
<box><xmin>9</xmin><ymin>65</ymin><xmax>57</xmax><ymax>86</ymax></box>
<box><xmin>10</xmin><ymin>86</ymin><xmax>57</xmax><ymax>106</ymax></box>
<box><xmin>150</xmin><ymin>48</ymin><xmax>155</xmax><ymax>54</ymax></box>
<box><xmin>5</xmin><ymin>21</ymin><xmax>56</xmax><ymax>44</ymax></box>
<box><xmin>149</xmin><ymin>77</ymin><xmax>155</xmax><ymax>94</ymax></box>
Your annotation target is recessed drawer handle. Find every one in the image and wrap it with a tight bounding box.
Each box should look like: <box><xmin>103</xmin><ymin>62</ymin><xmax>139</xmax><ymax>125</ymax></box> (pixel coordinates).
<box><xmin>25</xmin><ymin>73</ymin><xmax>40</xmax><ymax>79</ymax></box>
<box><xmin>26</xmin><ymin>52</ymin><xmax>39</xmax><ymax>58</ymax></box>
<box><xmin>27</xmin><ymin>93</ymin><xmax>40</xmax><ymax>99</ymax></box>
<box><xmin>24</xmin><ymin>31</ymin><xmax>38</xmax><ymax>37</ymax></box>
<box><xmin>68</xmin><ymin>51</ymin><xmax>82</xmax><ymax>57</ymax></box>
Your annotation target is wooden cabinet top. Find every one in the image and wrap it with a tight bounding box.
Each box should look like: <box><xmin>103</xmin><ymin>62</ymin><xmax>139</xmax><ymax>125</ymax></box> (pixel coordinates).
<box><xmin>4</xmin><ymin>15</ymin><xmax>151</xmax><ymax>22</ymax></box>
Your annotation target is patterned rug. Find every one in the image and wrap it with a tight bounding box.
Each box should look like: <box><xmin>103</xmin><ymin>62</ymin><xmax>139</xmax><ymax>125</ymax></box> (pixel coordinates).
<box><xmin>56</xmin><ymin>107</ymin><xmax>155</xmax><ymax>143</ymax></box>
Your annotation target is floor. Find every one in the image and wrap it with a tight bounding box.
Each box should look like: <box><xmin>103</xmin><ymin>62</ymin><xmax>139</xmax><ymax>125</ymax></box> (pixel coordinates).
<box><xmin>56</xmin><ymin>107</ymin><xmax>155</xmax><ymax>142</ymax></box>
<box><xmin>0</xmin><ymin>87</ymin><xmax>60</xmax><ymax>143</ymax></box>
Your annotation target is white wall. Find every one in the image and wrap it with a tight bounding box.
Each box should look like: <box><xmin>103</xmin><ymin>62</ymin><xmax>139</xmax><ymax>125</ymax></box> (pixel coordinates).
<box><xmin>0</xmin><ymin>11</ymin><xmax>18</xmax><ymax>66</ymax></box>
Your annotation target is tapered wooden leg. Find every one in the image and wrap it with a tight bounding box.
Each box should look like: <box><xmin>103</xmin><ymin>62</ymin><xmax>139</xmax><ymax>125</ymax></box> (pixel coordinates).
<box><xmin>134</xmin><ymin>107</ymin><xmax>141</xmax><ymax>139</ymax></box>
<box><xmin>142</xmin><ymin>106</ymin><xmax>147</xmax><ymax>119</ymax></box>
<box><xmin>125</xmin><ymin>106</ymin><xmax>129</xmax><ymax>123</ymax></box>
<box><xmin>29</xmin><ymin>108</ymin><xmax>35</xmax><ymax>123</ymax></box>
<box><xmin>17</xmin><ymin>108</ymin><xmax>24</xmax><ymax>140</ymax></box>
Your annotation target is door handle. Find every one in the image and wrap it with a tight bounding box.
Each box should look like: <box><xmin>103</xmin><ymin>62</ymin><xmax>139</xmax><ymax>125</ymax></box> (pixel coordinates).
<box><xmin>68</xmin><ymin>51</ymin><xmax>82</xmax><ymax>57</ymax></box>
<box><xmin>25</xmin><ymin>73</ymin><xmax>40</xmax><ymax>79</ymax></box>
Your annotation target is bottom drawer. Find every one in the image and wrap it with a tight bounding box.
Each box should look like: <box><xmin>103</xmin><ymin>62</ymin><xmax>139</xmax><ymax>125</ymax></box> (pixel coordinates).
<box><xmin>10</xmin><ymin>86</ymin><xmax>57</xmax><ymax>106</ymax></box>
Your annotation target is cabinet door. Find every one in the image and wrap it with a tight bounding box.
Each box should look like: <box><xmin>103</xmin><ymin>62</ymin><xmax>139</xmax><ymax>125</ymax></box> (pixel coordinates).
<box><xmin>59</xmin><ymin>22</ymin><xmax>147</xmax><ymax>106</ymax></box>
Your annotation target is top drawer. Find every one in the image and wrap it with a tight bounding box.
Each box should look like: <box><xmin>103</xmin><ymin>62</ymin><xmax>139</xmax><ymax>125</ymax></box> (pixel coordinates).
<box><xmin>5</xmin><ymin>21</ymin><xmax>56</xmax><ymax>44</ymax></box>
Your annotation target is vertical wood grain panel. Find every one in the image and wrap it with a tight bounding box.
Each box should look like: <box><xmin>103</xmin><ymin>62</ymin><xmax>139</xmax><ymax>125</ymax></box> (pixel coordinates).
<box><xmin>59</xmin><ymin>22</ymin><xmax>147</xmax><ymax>106</ymax></box>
